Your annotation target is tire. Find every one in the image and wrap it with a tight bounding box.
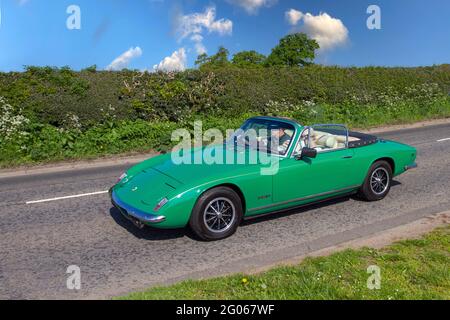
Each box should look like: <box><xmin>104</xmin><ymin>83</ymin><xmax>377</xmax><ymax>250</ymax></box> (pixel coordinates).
<box><xmin>189</xmin><ymin>187</ymin><xmax>243</xmax><ymax>241</ymax></box>
<box><xmin>358</xmin><ymin>160</ymin><xmax>393</xmax><ymax>201</ymax></box>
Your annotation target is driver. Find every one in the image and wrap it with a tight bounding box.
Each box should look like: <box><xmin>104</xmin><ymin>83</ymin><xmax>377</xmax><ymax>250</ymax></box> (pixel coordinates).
<box><xmin>271</xmin><ymin>126</ymin><xmax>291</xmax><ymax>154</ymax></box>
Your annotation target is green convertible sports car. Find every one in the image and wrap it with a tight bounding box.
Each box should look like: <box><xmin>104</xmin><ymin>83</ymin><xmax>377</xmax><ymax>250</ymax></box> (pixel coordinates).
<box><xmin>110</xmin><ymin>116</ymin><xmax>417</xmax><ymax>240</ymax></box>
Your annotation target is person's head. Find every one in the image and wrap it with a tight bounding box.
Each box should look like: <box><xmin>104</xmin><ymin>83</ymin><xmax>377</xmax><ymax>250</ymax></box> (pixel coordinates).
<box><xmin>271</xmin><ymin>127</ymin><xmax>285</xmax><ymax>138</ymax></box>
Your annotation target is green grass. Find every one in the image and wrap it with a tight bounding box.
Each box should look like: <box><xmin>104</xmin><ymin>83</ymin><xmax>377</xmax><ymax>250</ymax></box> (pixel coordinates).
<box><xmin>119</xmin><ymin>226</ymin><xmax>450</xmax><ymax>300</ymax></box>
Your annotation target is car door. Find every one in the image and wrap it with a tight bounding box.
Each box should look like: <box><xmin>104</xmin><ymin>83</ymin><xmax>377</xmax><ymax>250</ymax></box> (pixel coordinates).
<box><xmin>272</xmin><ymin>126</ymin><xmax>359</xmax><ymax>204</ymax></box>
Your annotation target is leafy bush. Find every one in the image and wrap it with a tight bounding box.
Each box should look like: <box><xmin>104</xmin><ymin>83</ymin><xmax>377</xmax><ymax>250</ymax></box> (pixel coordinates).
<box><xmin>0</xmin><ymin>65</ymin><xmax>449</xmax><ymax>166</ymax></box>
<box><xmin>0</xmin><ymin>96</ymin><xmax>30</xmax><ymax>140</ymax></box>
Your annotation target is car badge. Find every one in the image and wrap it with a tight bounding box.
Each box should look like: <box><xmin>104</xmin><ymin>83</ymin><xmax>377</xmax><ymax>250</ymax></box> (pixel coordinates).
<box><xmin>131</xmin><ymin>186</ymin><xmax>138</xmax><ymax>192</ymax></box>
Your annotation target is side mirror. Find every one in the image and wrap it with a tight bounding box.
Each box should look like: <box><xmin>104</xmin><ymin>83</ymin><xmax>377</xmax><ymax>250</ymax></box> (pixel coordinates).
<box><xmin>295</xmin><ymin>147</ymin><xmax>317</xmax><ymax>160</ymax></box>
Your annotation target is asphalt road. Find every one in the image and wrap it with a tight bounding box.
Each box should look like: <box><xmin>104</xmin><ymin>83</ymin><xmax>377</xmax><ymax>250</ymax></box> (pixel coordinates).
<box><xmin>1</xmin><ymin>123</ymin><xmax>449</xmax><ymax>299</ymax></box>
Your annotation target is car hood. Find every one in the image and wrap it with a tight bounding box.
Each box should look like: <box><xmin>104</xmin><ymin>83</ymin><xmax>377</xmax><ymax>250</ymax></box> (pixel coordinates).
<box><xmin>151</xmin><ymin>144</ymin><xmax>269</xmax><ymax>184</ymax></box>
<box><xmin>119</xmin><ymin>144</ymin><xmax>277</xmax><ymax>204</ymax></box>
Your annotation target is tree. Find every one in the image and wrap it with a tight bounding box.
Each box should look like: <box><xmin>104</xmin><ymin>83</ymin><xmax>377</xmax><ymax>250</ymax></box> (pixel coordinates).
<box><xmin>195</xmin><ymin>46</ymin><xmax>230</xmax><ymax>69</ymax></box>
<box><xmin>195</xmin><ymin>53</ymin><xmax>209</xmax><ymax>67</ymax></box>
<box><xmin>266</xmin><ymin>33</ymin><xmax>319</xmax><ymax>67</ymax></box>
<box><xmin>82</xmin><ymin>65</ymin><xmax>97</xmax><ymax>73</ymax></box>
<box><xmin>231</xmin><ymin>50</ymin><xmax>266</xmax><ymax>68</ymax></box>
<box><xmin>208</xmin><ymin>46</ymin><xmax>230</xmax><ymax>67</ymax></box>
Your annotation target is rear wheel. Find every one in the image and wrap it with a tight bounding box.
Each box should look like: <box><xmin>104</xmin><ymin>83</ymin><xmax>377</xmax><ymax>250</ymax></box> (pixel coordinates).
<box><xmin>359</xmin><ymin>160</ymin><xmax>392</xmax><ymax>201</ymax></box>
<box><xmin>189</xmin><ymin>187</ymin><xmax>243</xmax><ymax>241</ymax></box>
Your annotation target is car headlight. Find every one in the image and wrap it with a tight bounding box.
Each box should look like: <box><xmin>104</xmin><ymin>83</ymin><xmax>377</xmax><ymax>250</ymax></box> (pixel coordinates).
<box><xmin>153</xmin><ymin>197</ymin><xmax>168</xmax><ymax>212</ymax></box>
<box><xmin>117</xmin><ymin>172</ymin><xmax>128</xmax><ymax>184</ymax></box>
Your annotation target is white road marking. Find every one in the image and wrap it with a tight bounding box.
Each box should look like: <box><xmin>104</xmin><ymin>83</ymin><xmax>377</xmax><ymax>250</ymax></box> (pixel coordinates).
<box><xmin>19</xmin><ymin>134</ymin><xmax>450</xmax><ymax>204</ymax></box>
<box><xmin>26</xmin><ymin>190</ymin><xmax>109</xmax><ymax>204</ymax></box>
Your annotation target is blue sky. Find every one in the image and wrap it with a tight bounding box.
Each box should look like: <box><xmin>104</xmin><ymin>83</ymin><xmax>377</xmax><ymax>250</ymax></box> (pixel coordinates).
<box><xmin>0</xmin><ymin>0</ymin><xmax>449</xmax><ymax>71</ymax></box>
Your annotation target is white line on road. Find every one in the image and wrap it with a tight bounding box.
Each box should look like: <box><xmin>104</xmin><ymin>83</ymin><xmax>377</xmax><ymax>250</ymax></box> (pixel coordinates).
<box><xmin>26</xmin><ymin>190</ymin><xmax>109</xmax><ymax>204</ymax></box>
<box><xmin>19</xmin><ymin>135</ymin><xmax>450</xmax><ymax>204</ymax></box>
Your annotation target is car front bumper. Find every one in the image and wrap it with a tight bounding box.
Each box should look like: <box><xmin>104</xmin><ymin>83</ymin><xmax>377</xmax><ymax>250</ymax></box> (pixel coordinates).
<box><xmin>110</xmin><ymin>189</ymin><xmax>166</xmax><ymax>225</ymax></box>
<box><xmin>404</xmin><ymin>162</ymin><xmax>418</xmax><ymax>171</ymax></box>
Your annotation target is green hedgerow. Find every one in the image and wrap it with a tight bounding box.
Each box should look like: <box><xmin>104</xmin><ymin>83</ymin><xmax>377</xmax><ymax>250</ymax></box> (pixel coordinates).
<box><xmin>0</xmin><ymin>65</ymin><xmax>449</xmax><ymax>166</ymax></box>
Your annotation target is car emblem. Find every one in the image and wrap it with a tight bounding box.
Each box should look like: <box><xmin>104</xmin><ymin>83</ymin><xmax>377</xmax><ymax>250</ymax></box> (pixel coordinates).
<box><xmin>131</xmin><ymin>186</ymin><xmax>138</xmax><ymax>192</ymax></box>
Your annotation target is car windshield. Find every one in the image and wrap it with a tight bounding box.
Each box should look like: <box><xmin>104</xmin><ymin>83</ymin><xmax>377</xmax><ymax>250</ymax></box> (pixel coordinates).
<box><xmin>227</xmin><ymin>118</ymin><xmax>295</xmax><ymax>156</ymax></box>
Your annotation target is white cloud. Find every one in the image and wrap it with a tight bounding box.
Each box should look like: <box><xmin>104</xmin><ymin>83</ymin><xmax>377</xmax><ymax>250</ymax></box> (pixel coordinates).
<box><xmin>175</xmin><ymin>6</ymin><xmax>232</xmax><ymax>41</ymax></box>
<box><xmin>285</xmin><ymin>9</ymin><xmax>303</xmax><ymax>26</ymax></box>
<box><xmin>190</xmin><ymin>34</ymin><xmax>207</xmax><ymax>55</ymax></box>
<box><xmin>194</xmin><ymin>43</ymin><xmax>207</xmax><ymax>55</ymax></box>
<box><xmin>286</xmin><ymin>10</ymin><xmax>349</xmax><ymax>51</ymax></box>
<box><xmin>106</xmin><ymin>47</ymin><xmax>143</xmax><ymax>71</ymax></box>
<box><xmin>190</xmin><ymin>34</ymin><xmax>203</xmax><ymax>43</ymax></box>
<box><xmin>174</xmin><ymin>6</ymin><xmax>232</xmax><ymax>57</ymax></box>
<box><xmin>227</xmin><ymin>0</ymin><xmax>277</xmax><ymax>14</ymax></box>
<box><xmin>153</xmin><ymin>48</ymin><xmax>187</xmax><ymax>72</ymax></box>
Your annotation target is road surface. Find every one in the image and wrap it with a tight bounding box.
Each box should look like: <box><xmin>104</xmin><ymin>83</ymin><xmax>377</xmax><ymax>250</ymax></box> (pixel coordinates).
<box><xmin>0</xmin><ymin>123</ymin><xmax>449</xmax><ymax>299</ymax></box>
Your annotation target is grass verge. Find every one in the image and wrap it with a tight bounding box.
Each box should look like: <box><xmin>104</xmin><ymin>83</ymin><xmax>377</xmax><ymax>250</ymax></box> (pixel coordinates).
<box><xmin>119</xmin><ymin>225</ymin><xmax>450</xmax><ymax>300</ymax></box>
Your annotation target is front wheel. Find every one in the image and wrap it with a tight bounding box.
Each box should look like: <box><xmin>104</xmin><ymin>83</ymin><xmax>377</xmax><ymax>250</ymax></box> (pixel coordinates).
<box><xmin>189</xmin><ymin>187</ymin><xmax>243</xmax><ymax>241</ymax></box>
<box><xmin>359</xmin><ymin>160</ymin><xmax>392</xmax><ymax>201</ymax></box>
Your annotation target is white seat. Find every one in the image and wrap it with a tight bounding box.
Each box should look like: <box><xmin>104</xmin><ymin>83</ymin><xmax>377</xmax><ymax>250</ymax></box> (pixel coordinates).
<box><xmin>310</xmin><ymin>130</ymin><xmax>359</xmax><ymax>151</ymax></box>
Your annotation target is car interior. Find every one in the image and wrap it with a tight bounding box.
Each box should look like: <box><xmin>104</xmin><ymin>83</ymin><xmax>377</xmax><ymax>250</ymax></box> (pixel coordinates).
<box><xmin>309</xmin><ymin>128</ymin><xmax>359</xmax><ymax>151</ymax></box>
<box><xmin>295</xmin><ymin>125</ymin><xmax>378</xmax><ymax>155</ymax></box>
<box><xmin>240</xmin><ymin>120</ymin><xmax>379</xmax><ymax>157</ymax></box>
<box><xmin>238</xmin><ymin>119</ymin><xmax>296</xmax><ymax>155</ymax></box>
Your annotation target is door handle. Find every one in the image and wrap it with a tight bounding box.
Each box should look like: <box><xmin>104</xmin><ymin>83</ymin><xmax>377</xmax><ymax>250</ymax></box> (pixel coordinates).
<box><xmin>342</xmin><ymin>155</ymin><xmax>353</xmax><ymax>159</ymax></box>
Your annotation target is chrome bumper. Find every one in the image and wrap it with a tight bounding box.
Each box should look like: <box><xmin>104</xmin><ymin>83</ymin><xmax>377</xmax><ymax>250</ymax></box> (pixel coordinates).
<box><xmin>110</xmin><ymin>190</ymin><xmax>166</xmax><ymax>224</ymax></box>
<box><xmin>404</xmin><ymin>162</ymin><xmax>418</xmax><ymax>171</ymax></box>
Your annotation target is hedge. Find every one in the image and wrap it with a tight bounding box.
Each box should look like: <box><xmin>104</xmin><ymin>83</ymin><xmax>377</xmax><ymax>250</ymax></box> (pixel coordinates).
<box><xmin>0</xmin><ymin>65</ymin><xmax>449</xmax><ymax>166</ymax></box>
